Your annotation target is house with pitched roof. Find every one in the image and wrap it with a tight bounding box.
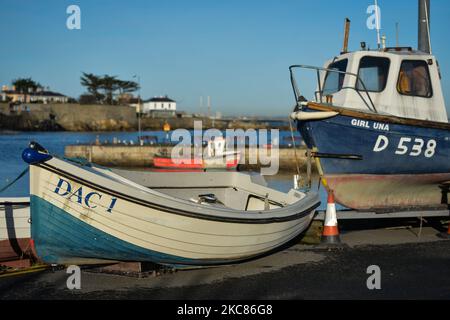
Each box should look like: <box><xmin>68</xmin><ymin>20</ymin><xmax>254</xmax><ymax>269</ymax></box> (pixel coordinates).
<box><xmin>142</xmin><ymin>95</ymin><xmax>176</xmax><ymax>117</ymax></box>
<box><xmin>1</xmin><ymin>85</ymin><xmax>69</xmax><ymax>104</ymax></box>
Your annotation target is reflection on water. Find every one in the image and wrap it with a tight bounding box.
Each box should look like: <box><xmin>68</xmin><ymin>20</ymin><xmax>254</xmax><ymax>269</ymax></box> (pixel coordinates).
<box><xmin>0</xmin><ymin>131</ymin><xmax>134</xmax><ymax>197</ymax></box>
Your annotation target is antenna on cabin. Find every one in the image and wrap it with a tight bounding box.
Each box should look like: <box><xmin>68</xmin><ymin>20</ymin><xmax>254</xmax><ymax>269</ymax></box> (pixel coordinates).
<box><xmin>425</xmin><ymin>0</ymin><xmax>432</xmax><ymax>53</ymax></box>
<box><xmin>374</xmin><ymin>0</ymin><xmax>382</xmax><ymax>50</ymax></box>
<box><xmin>396</xmin><ymin>22</ymin><xmax>399</xmax><ymax>47</ymax></box>
<box><xmin>381</xmin><ymin>35</ymin><xmax>387</xmax><ymax>49</ymax></box>
<box><xmin>200</xmin><ymin>96</ymin><xmax>203</xmax><ymax>115</ymax></box>
<box><xmin>342</xmin><ymin>18</ymin><xmax>351</xmax><ymax>54</ymax></box>
<box><xmin>207</xmin><ymin>96</ymin><xmax>211</xmax><ymax>118</ymax></box>
<box><xmin>418</xmin><ymin>0</ymin><xmax>432</xmax><ymax>54</ymax></box>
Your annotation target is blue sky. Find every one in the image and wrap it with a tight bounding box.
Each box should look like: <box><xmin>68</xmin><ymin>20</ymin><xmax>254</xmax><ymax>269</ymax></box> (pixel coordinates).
<box><xmin>1</xmin><ymin>0</ymin><xmax>449</xmax><ymax>116</ymax></box>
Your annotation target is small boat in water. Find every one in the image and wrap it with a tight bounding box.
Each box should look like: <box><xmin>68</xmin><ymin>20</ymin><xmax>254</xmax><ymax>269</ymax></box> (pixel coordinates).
<box><xmin>0</xmin><ymin>198</ymin><xmax>33</xmax><ymax>263</ymax></box>
<box><xmin>22</xmin><ymin>143</ymin><xmax>319</xmax><ymax>267</ymax></box>
<box><xmin>153</xmin><ymin>154</ymin><xmax>240</xmax><ymax>170</ymax></box>
<box><xmin>289</xmin><ymin>2</ymin><xmax>450</xmax><ymax>211</ymax></box>
<box><xmin>153</xmin><ymin>137</ymin><xmax>241</xmax><ymax>171</ymax></box>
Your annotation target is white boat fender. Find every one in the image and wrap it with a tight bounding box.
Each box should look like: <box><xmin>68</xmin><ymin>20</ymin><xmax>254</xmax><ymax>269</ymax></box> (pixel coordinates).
<box><xmin>290</xmin><ymin>111</ymin><xmax>339</xmax><ymax>121</ymax></box>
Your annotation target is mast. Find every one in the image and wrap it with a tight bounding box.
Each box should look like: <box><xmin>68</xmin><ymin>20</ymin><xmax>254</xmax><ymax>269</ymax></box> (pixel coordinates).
<box><xmin>374</xmin><ymin>0</ymin><xmax>381</xmax><ymax>49</ymax></box>
<box><xmin>207</xmin><ymin>96</ymin><xmax>211</xmax><ymax>118</ymax></box>
<box><xmin>418</xmin><ymin>0</ymin><xmax>432</xmax><ymax>53</ymax></box>
<box><xmin>342</xmin><ymin>18</ymin><xmax>351</xmax><ymax>54</ymax></box>
<box><xmin>396</xmin><ymin>22</ymin><xmax>399</xmax><ymax>47</ymax></box>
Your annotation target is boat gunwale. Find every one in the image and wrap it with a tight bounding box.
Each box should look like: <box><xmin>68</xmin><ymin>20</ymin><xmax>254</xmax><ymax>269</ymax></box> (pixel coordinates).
<box><xmin>0</xmin><ymin>197</ymin><xmax>30</xmax><ymax>206</ymax></box>
<box><xmin>307</xmin><ymin>102</ymin><xmax>450</xmax><ymax>130</ymax></box>
<box><xmin>35</xmin><ymin>162</ymin><xmax>320</xmax><ymax>224</ymax></box>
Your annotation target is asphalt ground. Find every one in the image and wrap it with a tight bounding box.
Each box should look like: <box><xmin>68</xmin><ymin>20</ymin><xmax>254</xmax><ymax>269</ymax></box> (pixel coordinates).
<box><xmin>0</xmin><ymin>218</ymin><xmax>449</xmax><ymax>300</ymax></box>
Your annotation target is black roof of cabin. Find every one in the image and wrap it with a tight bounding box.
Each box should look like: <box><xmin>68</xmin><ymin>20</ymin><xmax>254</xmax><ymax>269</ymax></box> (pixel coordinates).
<box><xmin>144</xmin><ymin>96</ymin><xmax>175</xmax><ymax>103</ymax></box>
<box><xmin>32</xmin><ymin>91</ymin><xmax>66</xmax><ymax>97</ymax></box>
<box><xmin>1</xmin><ymin>90</ymin><xmax>67</xmax><ymax>97</ymax></box>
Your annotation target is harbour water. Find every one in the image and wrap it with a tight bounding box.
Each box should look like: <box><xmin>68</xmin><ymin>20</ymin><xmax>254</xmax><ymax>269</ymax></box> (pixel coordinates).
<box><xmin>0</xmin><ymin>130</ymin><xmax>332</xmax><ymax>209</ymax></box>
<box><xmin>0</xmin><ymin>131</ymin><xmax>105</xmax><ymax>197</ymax></box>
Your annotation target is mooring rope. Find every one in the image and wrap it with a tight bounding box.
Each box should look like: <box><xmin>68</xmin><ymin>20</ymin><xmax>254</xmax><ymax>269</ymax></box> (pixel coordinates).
<box><xmin>63</xmin><ymin>156</ymin><xmax>92</xmax><ymax>167</ymax></box>
<box><xmin>0</xmin><ymin>167</ymin><xmax>29</xmax><ymax>195</ymax></box>
<box><xmin>288</xmin><ymin>117</ymin><xmax>303</xmax><ymax>186</ymax></box>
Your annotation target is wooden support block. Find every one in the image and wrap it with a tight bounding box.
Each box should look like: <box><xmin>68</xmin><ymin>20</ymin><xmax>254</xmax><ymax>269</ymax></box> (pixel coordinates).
<box><xmin>1</xmin><ymin>258</ymin><xmax>32</xmax><ymax>269</ymax></box>
<box><xmin>94</xmin><ymin>262</ymin><xmax>160</xmax><ymax>274</ymax></box>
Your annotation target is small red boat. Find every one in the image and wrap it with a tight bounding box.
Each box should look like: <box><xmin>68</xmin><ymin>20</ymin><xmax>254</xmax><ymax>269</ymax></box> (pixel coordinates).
<box><xmin>153</xmin><ymin>154</ymin><xmax>240</xmax><ymax>170</ymax></box>
<box><xmin>153</xmin><ymin>137</ymin><xmax>241</xmax><ymax>170</ymax></box>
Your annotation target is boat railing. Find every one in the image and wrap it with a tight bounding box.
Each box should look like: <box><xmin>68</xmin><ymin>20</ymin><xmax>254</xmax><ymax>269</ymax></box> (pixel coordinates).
<box><xmin>289</xmin><ymin>65</ymin><xmax>378</xmax><ymax>113</ymax></box>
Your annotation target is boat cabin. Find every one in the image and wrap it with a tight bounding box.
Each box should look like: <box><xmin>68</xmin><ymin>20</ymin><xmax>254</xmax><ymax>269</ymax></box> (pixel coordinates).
<box><xmin>320</xmin><ymin>48</ymin><xmax>448</xmax><ymax>123</ymax></box>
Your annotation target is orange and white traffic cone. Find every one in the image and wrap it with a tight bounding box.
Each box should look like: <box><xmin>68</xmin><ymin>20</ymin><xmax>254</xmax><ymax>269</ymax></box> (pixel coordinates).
<box><xmin>321</xmin><ymin>191</ymin><xmax>341</xmax><ymax>244</ymax></box>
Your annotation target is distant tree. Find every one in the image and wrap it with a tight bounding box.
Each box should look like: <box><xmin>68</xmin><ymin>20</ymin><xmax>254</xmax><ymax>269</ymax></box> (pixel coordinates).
<box><xmin>11</xmin><ymin>78</ymin><xmax>42</xmax><ymax>104</ymax></box>
<box><xmin>80</xmin><ymin>73</ymin><xmax>104</xmax><ymax>103</ymax></box>
<box><xmin>117</xmin><ymin>80</ymin><xmax>139</xmax><ymax>94</ymax></box>
<box><xmin>80</xmin><ymin>73</ymin><xmax>139</xmax><ymax>105</ymax></box>
<box><xmin>100</xmin><ymin>75</ymin><xmax>120</xmax><ymax>105</ymax></box>
<box><xmin>12</xmin><ymin>78</ymin><xmax>42</xmax><ymax>93</ymax></box>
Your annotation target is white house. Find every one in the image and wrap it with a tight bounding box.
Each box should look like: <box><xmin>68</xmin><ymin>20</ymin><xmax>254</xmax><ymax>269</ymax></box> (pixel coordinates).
<box><xmin>1</xmin><ymin>85</ymin><xmax>69</xmax><ymax>104</ymax></box>
<box><xmin>142</xmin><ymin>96</ymin><xmax>176</xmax><ymax>114</ymax></box>
<box><xmin>28</xmin><ymin>90</ymin><xmax>69</xmax><ymax>104</ymax></box>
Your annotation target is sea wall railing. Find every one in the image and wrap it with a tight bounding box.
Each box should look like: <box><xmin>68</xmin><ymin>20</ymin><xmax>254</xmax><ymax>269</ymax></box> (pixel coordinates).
<box><xmin>289</xmin><ymin>65</ymin><xmax>378</xmax><ymax>113</ymax></box>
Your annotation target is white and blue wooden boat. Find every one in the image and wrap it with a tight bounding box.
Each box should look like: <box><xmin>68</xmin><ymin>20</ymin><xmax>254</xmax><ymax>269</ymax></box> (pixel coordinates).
<box><xmin>289</xmin><ymin>1</ymin><xmax>449</xmax><ymax>211</ymax></box>
<box><xmin>22</xmin><ymin>143</ymin><xmax>319</xmax><ymax>267</ymax></box>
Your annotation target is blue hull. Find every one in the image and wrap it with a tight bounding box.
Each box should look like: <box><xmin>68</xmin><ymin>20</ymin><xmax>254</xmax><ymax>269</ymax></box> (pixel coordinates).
<box><xmin>30</xmin><ymin>195</ymin><xmax>237</xmax><ymax>267</ymax></box>
<box><xmin>297</xmin><ymin>106</ymin><xmax>450</xmax><ymax>210</ymax></box>
<box><xmin>298</xmin><ymin>110</ymin><xmax>450</xmax><ymax>175</ymax></box>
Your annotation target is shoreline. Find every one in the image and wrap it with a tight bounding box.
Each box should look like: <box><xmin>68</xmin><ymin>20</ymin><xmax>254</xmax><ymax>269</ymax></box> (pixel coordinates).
<box><xmin>0</xmin><ymin>102</ymin><xmax>291</xmax><ymax>132</ymax></box>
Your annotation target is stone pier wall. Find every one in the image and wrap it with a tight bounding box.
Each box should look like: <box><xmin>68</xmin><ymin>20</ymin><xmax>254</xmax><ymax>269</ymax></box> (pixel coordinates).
<box><xmin>65</xmin><ymin>144</ymin><xmax>313</xmax><ymax>172</ymax></box>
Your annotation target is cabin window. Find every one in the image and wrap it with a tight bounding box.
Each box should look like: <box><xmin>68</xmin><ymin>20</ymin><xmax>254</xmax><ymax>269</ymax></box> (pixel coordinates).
<box><xmin>322</xmin><ymin>59</ymin><xmax>348</xmax><ymax>96</ymax></box>
<box><xmin>356</xmin><ymin>56</ymin><xmax>390</xmax><ymax>92</ymax></box>
<box><xmin>397</xmin><ymin>60</ymin><xmax>433</xmax><ymax>98</ymax></box>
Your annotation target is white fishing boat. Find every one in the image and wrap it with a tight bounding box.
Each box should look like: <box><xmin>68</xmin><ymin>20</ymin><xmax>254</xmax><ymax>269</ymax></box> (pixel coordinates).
<box><xmin>22</xmin><ymin>142</ymin><xmax>319</xmax><ymax>267</ymax></box>
<box><xmin>289</xmin><ymin>0</ymin><xmax>450</xmax><ymax>211</ymax></box>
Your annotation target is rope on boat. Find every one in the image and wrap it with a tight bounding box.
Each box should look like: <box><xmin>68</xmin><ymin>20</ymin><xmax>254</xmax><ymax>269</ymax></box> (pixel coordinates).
<box><xmin>63</xmin><ymin>156</ymin><xmax>92</xmax><ymax>167</ymax></box>
<box><xmin>288</xmin><ymin>117</ymin><xmax>303</xmax><ymax>187</ymax></box>
<box><xmin>64</xmin><ymin>156</ymin><xmax>114</xmax><ymax>172</ymax></box>
<box><xmin>0</xmin><ymin>167</ymin><xmax>29</xmax><ymax>195</ymax></box>
<box><xmin>288</xmin><ymin>116</ymin><xmax>317</xmax><ymax>190</ymax></box>
<box><xmin>0</xmin><ymin>154</ymin><xmax>92</xmax><ymax>196</ymax></box>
